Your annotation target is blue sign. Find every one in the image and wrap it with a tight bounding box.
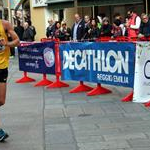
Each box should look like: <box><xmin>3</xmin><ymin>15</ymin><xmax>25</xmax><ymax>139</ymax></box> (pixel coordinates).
<box><xmin>60</xmin><ymin>42</ymin><xmax>135</xmax><ymax>87</ymax></box>
<box><xmin>18</xmin><ymin>42</ymin><xmax>55</xmax><ymax>74</ymax></box>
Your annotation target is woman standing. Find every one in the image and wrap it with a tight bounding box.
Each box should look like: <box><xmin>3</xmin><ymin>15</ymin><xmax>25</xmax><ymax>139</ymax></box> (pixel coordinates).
<box><xmin>61</xmin><ymin>21</ymin><xmax>71</xmax><ymax>41</ymax></box>
<box><xmin>100</xmin><ymin>17</ymin><xmax>112</xmax><ymax>37</ymax></box>
<box><xmin>88</xmin><ymin>18</ymin><xmax>100</xmax><ymax>41</ymax></box>
<box><xmin>53</xmin><ymin>21</ymin><xmax>63</xmax><ymax>40</ymax></box>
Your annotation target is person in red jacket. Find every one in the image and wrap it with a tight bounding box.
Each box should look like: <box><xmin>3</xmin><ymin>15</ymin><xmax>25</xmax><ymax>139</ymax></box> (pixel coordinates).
<box><xmin>125</xmin><ymin>8</ymin><xmax>141</xmax><ymax>38</ymax></box>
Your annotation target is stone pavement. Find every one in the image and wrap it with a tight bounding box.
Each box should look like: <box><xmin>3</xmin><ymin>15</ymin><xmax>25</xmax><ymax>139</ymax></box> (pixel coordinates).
<box><xmin>1</xmin><ymin>58</ymin><xmax>150</xmax><ymax>150</ymax></box>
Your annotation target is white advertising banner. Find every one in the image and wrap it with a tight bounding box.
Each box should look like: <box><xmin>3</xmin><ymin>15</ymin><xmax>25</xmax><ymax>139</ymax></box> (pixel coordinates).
<box><xmin>32</xmin><ymin>0</ymin><xmax>47</xmax><ymax>7</ymax></box>
<box><xmin>133</xmin><ymin>42</ymin><xmax>150</xmax><ymax>103</ymax></box>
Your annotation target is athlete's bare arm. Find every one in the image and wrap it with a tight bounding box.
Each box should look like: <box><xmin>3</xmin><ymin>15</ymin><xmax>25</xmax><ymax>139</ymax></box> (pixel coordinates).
<box><xmin>1</xmin><ymin>20</ymin><xmax>20</xmax><ymax>47</ymax></box>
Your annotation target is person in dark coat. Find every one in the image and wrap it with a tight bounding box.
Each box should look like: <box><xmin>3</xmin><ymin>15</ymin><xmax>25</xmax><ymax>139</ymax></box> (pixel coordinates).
<box><xmin>14</xmin><ymin>20</ymin><xmax>24</xmax><ymax>41</ymax></box>
<box><xmin>111</xmin><ymin>19</ymin><xmax>122</xmax><ymax>38</ymax></box>
<box><xmin>83</xmin><ymin>15</ymin><xmax>91</xmax><ymax>40</ymax></box>
<box><xmin>71</xmin><ymin>13</ymin><xmax>85</xmax><ymax>41</ymax></box>
<box><xmin>100</xmin><ymin>17</ymin><xmax>112</xmax><ymax>37</ymax></box>
<box><xmin>53</xmin><ymin>21</ymin><xmax>64</xmax><ymax>41</ymax></box>
<box><xmin>27</xmin><ymin>20</ymin><xmax>36</xmax><ymax>41</ymax></box>
<box><xmin>61</xmin><ymin>21</ymin><xmax>71</xmax><ymax>41</ymax></box>
<box><xmin>88</xmin><ymin>18</ymin><xmax>100</xmax><ymax>40</ymax></box>
<box><xmin>46</xmin><ymin>19</ymin><xmax>55</xmax><ymax>38</ymax></box>
<box><xmin>22</xmin><ymin>22</ymin><xmax>34</xmax><ymax>42</ymax></box>
<box><xmin>138</xmin><ymin>13</ymin><xmax>150</xmax><ymax>38</ymax></box>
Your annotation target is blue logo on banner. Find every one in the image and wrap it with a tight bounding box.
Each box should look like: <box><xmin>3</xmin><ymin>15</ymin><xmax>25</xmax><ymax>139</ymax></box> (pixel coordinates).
<box><xmin>18</xmin><ymin>42</ymin><xmax>55</xmax><ymax>74</ymax></box>
<box><xmin>60</xmin><ymin>42</ymin><xmax>135</xmax><ymax>88</ymax></box>
<box><xmin>43</xmin><ymin>47</ymin><xmax>55</xmax><ymax>68</ymax></box>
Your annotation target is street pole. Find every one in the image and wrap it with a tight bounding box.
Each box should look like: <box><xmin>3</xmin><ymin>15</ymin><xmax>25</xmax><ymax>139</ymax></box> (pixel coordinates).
<box><xmin>92</xmin><ymin>5</ymin><xmax>95</xmax><ymax>18</ymax></box>
<box><xmin>74</xmin><ymin>0</ymin><xmax>78</xmax><ymax>13</ymax></box>
<box><xmin>7</xmin><ymin>0</ymin><xmax>11</xmax><ymax>22</ymax></box>
<box><xmin>145</xmin><ymin>0</ymin><xmax>148</xmax><ymax>14</ymax></box>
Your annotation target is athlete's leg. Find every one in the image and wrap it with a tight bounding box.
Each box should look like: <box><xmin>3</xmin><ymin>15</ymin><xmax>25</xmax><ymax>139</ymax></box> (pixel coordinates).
<box><xmin>0</xmin><ymin>69</ymin><xmax>9</xmax><ymax>141</ymax></box>
<box><xmin>0</xmin><ymin>83</ymin><xmax>7</xmax><ymax>106</ymax></box>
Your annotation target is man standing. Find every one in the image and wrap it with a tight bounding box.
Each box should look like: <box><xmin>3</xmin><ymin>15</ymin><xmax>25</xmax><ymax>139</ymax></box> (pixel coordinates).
<box><xmin>71</xmin><ymin>13</ymin><xmax>85</xmax><ymax>41</ymax></box>
<box><xmin>46</xmin><ymin>19</ymin><xmax>55</xmax><ymax>38</ymax></box>
<box><xmin>0</xmin><ymin>19</ymin><xmax>19</xmax><ymax>141</ymax></box>
<box><xmin>23</xmin><ymin>22</ymin><xmax>34</xmax><ymax>42</ymax></box>
<box><xmin>125</xmin><ymin>8</ymin><xmax>141</xmax><ymax>38</ymax></box>
<box><xmin>83</xmin><ymin>15</ymin><xmax>91</xmax><ymax>39</ymax></box>
<box><xmin>138</xmin><ymin>13</ymin><xmax>150</xmax><ymax>39</ymax></box>
<box><xmin>27</xmin><ymin>20</ymin><xmax>36</xmax><ymax>41</ymax></box>
<box><xmin>14</xmin><ymin>20</ymin><xmax>24</xmax><ymax>41</ymax></box>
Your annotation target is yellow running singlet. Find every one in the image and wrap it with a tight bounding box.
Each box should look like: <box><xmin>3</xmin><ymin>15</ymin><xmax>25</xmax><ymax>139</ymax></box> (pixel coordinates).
<box><xmin>0</xmin><ymin>20</ymin><xmax>10</xmax><ymax>69</ymax></box>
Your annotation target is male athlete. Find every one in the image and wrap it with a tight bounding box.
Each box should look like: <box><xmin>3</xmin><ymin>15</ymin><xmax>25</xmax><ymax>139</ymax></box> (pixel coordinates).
<box><xmin>0</xmin><ymin>19</ymin><xmax>19</xmax><ymax>141</ymax></box>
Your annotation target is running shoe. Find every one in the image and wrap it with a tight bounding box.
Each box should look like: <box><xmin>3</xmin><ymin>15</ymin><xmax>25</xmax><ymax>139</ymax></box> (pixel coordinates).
<box><xmin>0</xmin><ymin>129</ymin><xmax>9</xmax><ymax>142</ymax></box>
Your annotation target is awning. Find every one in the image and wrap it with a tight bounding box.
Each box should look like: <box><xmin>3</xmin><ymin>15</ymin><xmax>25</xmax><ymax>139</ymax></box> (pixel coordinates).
<box><xmin>78</xmin><ymin>0</ymin><xmax>143</xmax><ymax>7</ymax></box>
<box><xmin>46</xmin><ymin>0</ymin><xmax>74</xmax><ymax>9</ymax></box>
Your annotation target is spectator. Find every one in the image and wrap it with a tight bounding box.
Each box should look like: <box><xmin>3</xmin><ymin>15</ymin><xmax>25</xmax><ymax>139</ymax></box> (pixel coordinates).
<box><xmin>138</xmin><ymin>13</ymin><xmax>150</xmax><ymax>38</ymax></box>
<box><xmin>27</xmin><ymin>20</ymin><xmax>36</xmax><ymax>41</ymax></box>
<box><xmin>46</xmin><ymin>19</ymin><xmax>55</xmax><ymax>38</ymax></box>
<box><xmin>88</xmin><ymin>18</ymin><xmax>100</xmax><ymax>40</ymax></box>
<box><xmin>114</xmin><ymin>13</ymin><xmax>126</xmax><ymax>36</ymax></box>
<box><xmin>100</xmin><ymin>17</ymin><xmax>112</xmax><ymax>37</ymax></box>
<box><xmin>124</xmin><ymin>17</ymin><xmax>129</xmax><ymax>36</ymax></box>
<box><xmin>23</xmin><ymin>22</ymin><xmax>34</xmax><ymax>42</ymax></box>
<box><xmin>111</xmin><ymin>19</ymin><xmax>122</xmax><ymax>38</ymax></box>
<box><xmin>53</xmin><ymin>21</ymin><xmax>63</xmax><ymax>40</ymax></box>
<box><xmin>83</xmin><ymin>15</ymin><xmax>91</xmax><ymax>39</ymax></box>
<box><xmin>97</xmin><ymin>15</ymin><xmax>103</xmax><ymax>29</ymax></box>
<box><xmin>14</xmin><ymin>20</ymin><xmax>24</xmax><ymax>41</ymax></box>
<box><xmin>61</xmin><ymin>21</ymin><xmax>71</xmax><ymax>41</ymax></box>
<box><xmin>71</xmin><ymin>13</ymin><xmax>85</xmax><ymax>41</ymax></box>
<box><xmin>114</xmin><ymin>13</ymin><xmax>121</xmax><ymax>20</ymax></box>
<box><xmin>125</xmin><ymin>8</ymin><xmax>141</xmax><ymax>38</ymax></box>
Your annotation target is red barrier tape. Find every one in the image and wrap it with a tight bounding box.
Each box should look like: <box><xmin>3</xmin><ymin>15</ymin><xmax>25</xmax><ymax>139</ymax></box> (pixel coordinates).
<box><xmin>96</xmin><ymin>36</ymin><xmax>150</xmax><ymax>42</ymax></box>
